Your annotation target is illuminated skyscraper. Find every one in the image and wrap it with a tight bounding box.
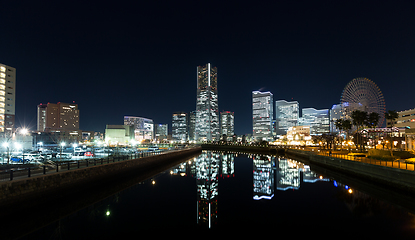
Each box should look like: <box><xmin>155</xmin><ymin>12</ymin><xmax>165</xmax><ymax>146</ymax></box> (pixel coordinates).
<box><xmin>275</xmin><ymin>100</ymin><xmax>299</xmax><ymax>135</ymax></box>
<box><xmin>220</xmin><ymin>111</ymin><xmax>234</xmax><ymax>136</ymax></box>
<box><xmin>0</xmin><ymin>63</ymin><xmax>15</xmax><ymax>137</ymax></box>
<box><xmin>172</xmin><ymin>112</ymin><xmax>187</xmax><ymax>141</ymax></box>
<box><xmin>300</xmin><ymin>108</ymin><xmax>330</xmax><ymax>135</ymax></box>
<box><xmin>196</xmin><ymin>63</ymin><xmax>219</xmax><ymax>141</ymax></box>
<box><xmin>252</xmin><ymin>91</ymin><xmax>273</xmax><ymax>140</ymax></box>
<box><xmin>188</xmin><ymin>110</ymin><xmax>196</xmax><ymax>141</ymax></box>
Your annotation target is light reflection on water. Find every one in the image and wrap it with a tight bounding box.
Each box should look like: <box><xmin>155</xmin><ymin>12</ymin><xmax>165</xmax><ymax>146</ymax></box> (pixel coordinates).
<box><xmin>21</xmin><ymin>150</ymin><xmax>415</xmax><ymax>238</ymax></box>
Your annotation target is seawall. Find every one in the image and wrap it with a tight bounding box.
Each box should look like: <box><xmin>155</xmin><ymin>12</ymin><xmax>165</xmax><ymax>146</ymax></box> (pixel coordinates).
<box><xmin>0</xmin><ymin>147</ymin><xmax>202</xmax><ymax>239</ymax></box>
<box><xmin>285</xmin><ymin>148</ymin><xmax>415</xmax><ymax>194</ymax></box>
<box><xmin>0</xmin><ymin>147</ymin><xmax>201</xmax><ymax>207</ymax></box>
<box><xmin>201</xmin><ymin>144</ymin><xmax>285</xmax><ymax>155</ymax></box>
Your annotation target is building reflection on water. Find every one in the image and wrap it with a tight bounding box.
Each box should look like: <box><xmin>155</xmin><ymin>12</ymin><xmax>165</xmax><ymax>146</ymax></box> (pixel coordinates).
<box><xmin>168</xmin><ymin>151</ymin><xmax>333</xmax><ymax>228</ymax></box>
<box><xmin>82</xmin><ymin>151</ymin><xmax>415</xmax><ymax>232</ymax></box>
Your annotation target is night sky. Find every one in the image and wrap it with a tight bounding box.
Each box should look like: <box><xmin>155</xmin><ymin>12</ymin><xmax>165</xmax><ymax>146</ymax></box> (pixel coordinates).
<box><xmin>1</xmin><ymin>1</ymin><xmax>414</xmax><ymax>135</ymax></box>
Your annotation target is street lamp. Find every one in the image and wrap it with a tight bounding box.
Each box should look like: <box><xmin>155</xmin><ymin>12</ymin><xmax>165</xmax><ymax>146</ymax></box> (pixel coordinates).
<box><xmin>60</xmin><ymin>142</ymin><xmax>66</xmax><ymax>161</ymax></box>
<box><xmin>72</xmin><ymin>143</ymin><xmax>77</xmax><ymax>158</ymax></box>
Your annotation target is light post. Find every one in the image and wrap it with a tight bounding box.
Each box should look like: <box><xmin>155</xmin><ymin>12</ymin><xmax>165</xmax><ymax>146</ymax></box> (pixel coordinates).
<box><xmin>72</xmin><ymin>143</ymin><xmax>77</xmax><ymax>158</ymax></box>
<box><xmin>60</xmin><ymin>142</ymin><xmax>66</xmax><ymax>161</ymax></box>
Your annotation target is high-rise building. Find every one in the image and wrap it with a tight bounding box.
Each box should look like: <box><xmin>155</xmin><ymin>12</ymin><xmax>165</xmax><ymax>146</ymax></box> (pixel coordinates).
<box><xmin>0</xmin><ymin>63</ymin><xmax>16</xmax><ymax>136</ymax></box>
<box><xmin>252</xmin><ymin>91</ymin><xmax>273</xmax><ymax>140</ymax></box>
<box><xmin>188</xmin><ymin>110</ymin><xmax>196</xmax><ymax>141</ymax></box>
<box><xmin>220</xmin><ymin>111</ymin><xmax>234</xmax><ymax>136</ymax></box>
<box><xmin>172</xmin><ymin>112</ymin><xmax>187</xmax><ymax>141</ymax></box>
<box><xmin>155</xmin><ymin>123</ymin><xmax>168</xmax><ymax>141</ymax></box>
<box><xmin>124</xmin><ymin>116</ymin><xmax>154</xmax><ymax>142</ymax></box>
<box><xmin>196</xmin><ymin>63</ymin><xmax>219</xmax><ymax>141</ymax></box>
<box><xmin>37</xmin><ymin>102</ymin><xmax>79</xmax><ymax>132</ymax></box>
<box><xmin>275</xmin><ymin>100</ymin><xmax>299</xmax><ymax>135</ymax></box>
<box><xmin>300</xmin><ymin>108</ymin><xmax>330</xmax><ymax>135</ymax></box>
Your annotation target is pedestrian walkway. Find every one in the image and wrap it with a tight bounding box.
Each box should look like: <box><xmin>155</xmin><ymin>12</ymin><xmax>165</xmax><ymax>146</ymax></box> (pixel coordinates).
<box><xmin>285</xmin><ymin>146</ymin><xmax>415</xmax><ymax>171</ymax></box>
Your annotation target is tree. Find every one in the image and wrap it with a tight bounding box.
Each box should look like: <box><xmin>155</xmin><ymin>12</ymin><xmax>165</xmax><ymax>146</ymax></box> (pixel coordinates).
<box><xmin>385</xmin><ymin>110</ymin><xmax>399</xmax><ymax>128</ymax></box>
<box><xmin>351</xmin><ymin>110</ymin><xmax>368</xmax><ymax>151</ymax></box>
<box><xmin>367</xmin><ymin>112</ymin><xmax>380</xmax><ymax>128</ymax></box>
<box><xmin>335</xmin><ymin>119</ymin><xmax>352</xmax><ymax>151</ymax></box>
<box><xmin>384</xmin><ymin>110</ymin><xmax>399</xmax><ymax>156</ymax></box>
<box><xmin>366</xmin><ymin>112</ymin><xmax>380</xmax><ymax>149</ymax></box>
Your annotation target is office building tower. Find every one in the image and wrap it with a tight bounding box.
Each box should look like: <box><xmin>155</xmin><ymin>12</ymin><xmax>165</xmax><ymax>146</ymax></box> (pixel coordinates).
<box><xmin>155</xmin><ymin>123</ymin><xmax>168</xmax><ymax>141</ymax></box>
<box><xmin>172</xmin><ymin>112</ymin><xmax>188</xmax><ymax>141</ymax></box>
<box><xmin>301</xmin><ymin>108</ymin><xmax>330</xmax><ymax>135</ymax></box>
<box><xmin>195</xmin><ymin>63</ymin><xmax>219</xmax><ymax>141</ymax></box>
<box><xmin>37</xmin><ymin>102</ymin><xmax>80</xmax><ymax>132</ymax></box>
<box><xmin>252</xmin><ymin>91</ymin><xmax>273</xmax><ymax>140</ymax></box>
<box><xmin>124</xmin><ymin>116</ymin><xmax>154</xmax><ymax>142</ymax></box>
<box><xmin>0</xmin><ymin>63</ymin><xmax>15</xmax><ymax>136</ymax></box>
<box><xmin>188</xmin><ymin>110</ymin><xmax>196</xmax><ymax>141</ymax></box>
<box><xmin>275</xmin><ymin>100</ymin><xmax>299</xmax><ymax>135</ymax></box>
<box><xmin>220</xmin><ymin>111</ymin><xmax>234</xmax><ymax>136</ymax></box>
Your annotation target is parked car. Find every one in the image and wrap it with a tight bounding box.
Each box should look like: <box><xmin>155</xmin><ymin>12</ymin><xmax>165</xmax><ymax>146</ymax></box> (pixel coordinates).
<box><xmin>84</xmin><ymin>152</ymin><xmax>94</xmax><ymax>157</ymax></box>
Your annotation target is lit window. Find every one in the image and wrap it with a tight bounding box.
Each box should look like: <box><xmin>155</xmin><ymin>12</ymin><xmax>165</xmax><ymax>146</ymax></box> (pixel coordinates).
<box><xmin>0</xmin><ymin>67</ymin><xmax>4</xmax><ymax>72</ymax></box>
<box><xmin>0</xmin><ymin>73</ymin><xmax>5</xmax><ymax>78</ymax></box>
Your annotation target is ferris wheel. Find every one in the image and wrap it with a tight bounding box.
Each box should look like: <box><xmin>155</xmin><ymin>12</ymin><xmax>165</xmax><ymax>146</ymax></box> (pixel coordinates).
<box><xmin>340</xmin><ymin>77</ymin><xmax>386</xmax><ymax>127</ymax></box>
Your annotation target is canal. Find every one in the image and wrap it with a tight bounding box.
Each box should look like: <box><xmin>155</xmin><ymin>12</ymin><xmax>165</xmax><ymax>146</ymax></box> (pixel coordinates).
<box><xmin>17</xmin><ymin>150</ymin><xmax>415</xmax><ymax>238</ymax></box>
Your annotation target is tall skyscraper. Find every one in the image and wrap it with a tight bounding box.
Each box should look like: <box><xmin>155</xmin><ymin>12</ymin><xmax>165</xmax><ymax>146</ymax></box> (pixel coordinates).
<box><xmin>155</xmin><ymin>123</ymin><xmax>168</xmax><ymax>141</ymax></box>
<box><xmin>37</xmin><ymin>102</ymin><xmax>79</xmax><ymax>132</ymax></box>
<box><xmin>195</xmin><ymin>63</ymin><xmax>219</xmax><ymax>141</ymax></box>
<box><xmin>220</xmin><ymin>111</ymin><xmax>234</xmax><ymax>136</ymax></box>
<box><xmin>275</xmin><ymin>100</ymin><xmax>299</xmax><ymax>135</ymax></box>
<box><xmin>172</xmin><ymin>112</ymin><xmax>188</xmax><ymax>141</ymax></box>
<box><xmin>0</xmin><ymin>63</ymin><xmax>15</xmax><ymax>137</ymax></box>
<box><xmin>252</xmin><ymin>91</ymin><xmax>273</xmax><ymax>140</ymax></box>
<box><xmin>188</xmin><ymin>110</ymin><xmax>196</xmax><ymax>141</ymax></box>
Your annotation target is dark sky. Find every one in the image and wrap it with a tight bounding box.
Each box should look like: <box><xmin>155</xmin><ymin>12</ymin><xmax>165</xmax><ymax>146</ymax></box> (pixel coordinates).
<box><xmin>1</xmin><ymin>1</ymin><xmax>414</xmax><ymax>135</ymax></box>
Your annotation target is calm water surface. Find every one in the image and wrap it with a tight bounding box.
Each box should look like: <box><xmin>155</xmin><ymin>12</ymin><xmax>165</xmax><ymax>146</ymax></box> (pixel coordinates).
<box><xmin>21</xmin><ymin>151</ymin><xmax>415</xmax><ymax>238</ymax></box>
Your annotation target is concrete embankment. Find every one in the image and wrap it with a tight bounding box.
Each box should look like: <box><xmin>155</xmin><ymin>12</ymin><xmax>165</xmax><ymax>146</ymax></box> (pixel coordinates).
<box><xmin>285</xmin><ymin>148</ymin><xmax>415</xmax><ymax>194</ymax></box>
<box><xmin>201</xmin><ymin>144</ymin><xmax>285</xmax><ymax>155</ymax></box>
<box><xmin>0</xmin><ymin>147</ymin><xmax>202</xmax><ymax>240</ymax></box>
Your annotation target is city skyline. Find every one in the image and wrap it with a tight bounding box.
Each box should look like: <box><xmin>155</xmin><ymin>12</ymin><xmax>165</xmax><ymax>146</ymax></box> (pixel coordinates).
<box><xmin>1</xmin><ymin>1</ymin><xmax>414</xmax><ymax>135</ymax></box>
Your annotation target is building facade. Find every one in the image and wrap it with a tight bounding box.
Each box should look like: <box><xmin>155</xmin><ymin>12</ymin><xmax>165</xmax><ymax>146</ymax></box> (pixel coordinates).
<box><xmin>300</xmin><ymin>108</ymin><xmax>330</xmax><ymax>135</ymax></box>
<box><xmin>188</xmin><ymin>110</ymin><xmax>196</xmax><ymax>141</ymax></box>
<box><xmin>172</xmin><ymin>112</ymin><xmax>187</xmax><ymax>141</ymax></box>
<box><xmin>252</xmin><ymin>91</ymin><xmax>273</xmax><ymax>140</ymax></box>
<box><xmin>155</xmin><ymin>123</ymin><xmax>168</xmax><ymax>141</ymax></box>
<box><xmin>37</xmin><ymin>102</ymin><xmax>80</xmax><ymax>132</ymax></box>
<box><xmin>0</xmin><ymin>63</ymin><xmax>15</xmax><ymax>137</ymax></box>
<box><xmin>124</xmin><ymin>116</ymin><xmax>154</xmax><ymax>142</ymax></box>
<box><xmin>195</xmin><ymin>63</ymin><xmax>219</xmax><ymax>141</ymax></box>
<box><xmin>220</xmin><ymin>111</ymin><xmax>234</xmax><ymax>137</ymax></box>
<box><xmin>275</xmin><ymin>100</ymin><xmax>299</xmax><ymax>136</ymax></box>
<box><xmin>104</xmin><ymin>125</ymin><xmax>134</xmax><ymax>145</ymax></box>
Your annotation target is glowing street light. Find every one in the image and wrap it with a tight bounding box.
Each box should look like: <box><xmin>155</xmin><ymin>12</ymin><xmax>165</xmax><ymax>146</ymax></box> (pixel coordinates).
<box><xmin>60</xmin><ymin>142</ymin><xmax>66</xmax><ymax>161</ymax></box>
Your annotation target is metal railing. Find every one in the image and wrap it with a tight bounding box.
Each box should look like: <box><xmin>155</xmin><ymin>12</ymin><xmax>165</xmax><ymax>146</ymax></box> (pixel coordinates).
<box><xmin>0</xmin><ymin>149</ymin><xmax>168</xmax><ymax>182</ymax></box>
<box><xmin>279</xmin><ymin>146</ymin><xmax>415</xmax><ymax>171</ymax></box>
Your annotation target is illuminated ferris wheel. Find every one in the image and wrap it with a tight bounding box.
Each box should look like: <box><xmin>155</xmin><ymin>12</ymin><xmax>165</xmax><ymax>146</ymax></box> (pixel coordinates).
<box><xmin>340</xmin><ymin>77</ymin><xmax>386</xmax><ymax>127</ymax></box>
